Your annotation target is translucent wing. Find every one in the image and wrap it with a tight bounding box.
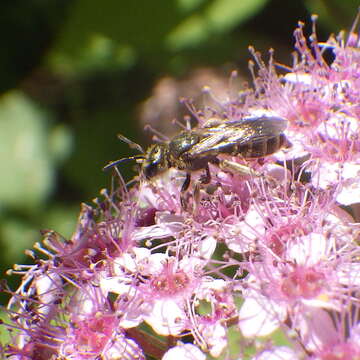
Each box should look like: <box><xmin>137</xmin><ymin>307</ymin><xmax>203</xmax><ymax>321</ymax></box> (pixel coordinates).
<box><xmin>186</xmin><ymin>116</ymin><xmax>287</xmax><ymax>158</ymax></box>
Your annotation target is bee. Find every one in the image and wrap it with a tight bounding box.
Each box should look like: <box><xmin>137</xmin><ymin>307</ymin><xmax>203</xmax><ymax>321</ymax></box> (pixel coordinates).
<box><xmin>104</xmin><ymin>115</ymin><xmax>288</xmax><ymax>191</ymax></box>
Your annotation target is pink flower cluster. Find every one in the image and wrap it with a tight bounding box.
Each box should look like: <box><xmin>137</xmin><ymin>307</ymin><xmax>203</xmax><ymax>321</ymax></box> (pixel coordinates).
<box><xmin>3</xmin><ymin>15</ymin><xmax>360</xmax><ymax>360</ymax></box>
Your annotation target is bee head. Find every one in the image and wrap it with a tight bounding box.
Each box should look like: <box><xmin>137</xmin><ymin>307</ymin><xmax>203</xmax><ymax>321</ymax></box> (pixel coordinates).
<box><xmin>142</xmin><ymin>143</ymin><xmax>169</xmax><ymax>179</ymax></box>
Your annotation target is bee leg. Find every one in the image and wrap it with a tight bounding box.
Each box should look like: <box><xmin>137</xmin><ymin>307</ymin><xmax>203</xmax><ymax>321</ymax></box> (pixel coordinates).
<box><xmin>192</xmin><ymin>166</ymin><xmax>210</xmax><ymax>213</ymax></box>
<box><xmin>191</xmin><ymin>181</ymin><xmax>201</xmax><ymax>214</ymax></box>
<box><xmin>179</xmin><ymin>173</ymin><xmax>191</xmax><ymax>210</ymax></box>
<box><xmin>199</xmin><ymin>165</ymin><xmax>211</xmax><ymax>184</ymax></box>
<box><xmin>180</xmin><ymin>195</ymin><xmax>187</xmax><ymax>210</ymax></box>
<box><xmin>181</xmin><ymin>173</ymin><xmax>191</xmax><ymax>192</ymax></box>
<box><xmin>219</xmin><ymin>159</ymin><xmax>260</xmax><ymax>177</ymax></box>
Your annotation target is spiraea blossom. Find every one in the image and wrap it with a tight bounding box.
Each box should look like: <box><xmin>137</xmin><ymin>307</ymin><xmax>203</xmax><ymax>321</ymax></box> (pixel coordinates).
<box><xmin>3</xmin><ymin>13</ymin><xmax>360</xmax><ymax>360</ymax></box>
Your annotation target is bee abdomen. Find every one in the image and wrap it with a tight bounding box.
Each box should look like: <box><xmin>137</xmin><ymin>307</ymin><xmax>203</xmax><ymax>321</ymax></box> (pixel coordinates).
<box><xmin>237</xmin><ymin>134</ymin><xmax>286</xmax><ymax>158</ymax></box>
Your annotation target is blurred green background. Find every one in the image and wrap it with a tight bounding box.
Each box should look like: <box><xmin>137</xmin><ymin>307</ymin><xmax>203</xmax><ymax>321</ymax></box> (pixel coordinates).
<box><xmin>0</xmin><ymin>0</ymin><xmax>358</xmax><ymax>313</ymax></box>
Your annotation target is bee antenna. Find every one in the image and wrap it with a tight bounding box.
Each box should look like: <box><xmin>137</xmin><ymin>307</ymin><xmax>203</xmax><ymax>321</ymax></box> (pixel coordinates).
<box><xmin>103</xmin><ymin>155</ymin><xmax>144</xmax><ymax>171</ymax></box>
<box><xmin>117</xmin><ymin>134</ymin><xmax>144</xmax><ymax>153</ymax></box>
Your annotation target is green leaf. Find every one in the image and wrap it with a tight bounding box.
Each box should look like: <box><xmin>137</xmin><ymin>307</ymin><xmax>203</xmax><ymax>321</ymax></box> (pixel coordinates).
<box><xmin>166</xmin><ymin>0</ymin><xmax>268</xmax><ymax>50</ymax></box>
<box><xmin>49</xmin><ymin>0</ymin><xmax>269</xmax><ymax>74</ymax></box>
<box><xmin>206</xmin><ymin>0</ymin><xmax>268</xmax><ymax>32</ymax></box>
<box><xmin>49</xmin><ymin>0</ymin><xmax>182</xmax><ymax>74</ymax></box>
<box><xmin>48</xmin><ymin>123</ymin><xmax>73</xmax><ymax>165</ymax></box>
<box><xmin>0</xmin><ymin>91</ymin><xmax>54</xmax><ymax>210</ymax></box>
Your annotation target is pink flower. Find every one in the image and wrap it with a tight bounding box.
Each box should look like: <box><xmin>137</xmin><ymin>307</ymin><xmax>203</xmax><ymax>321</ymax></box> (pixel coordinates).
<box><xmin>4</xmin><ymin>12</ymin><xmax>360</xmax><ymax>360</ymax></box>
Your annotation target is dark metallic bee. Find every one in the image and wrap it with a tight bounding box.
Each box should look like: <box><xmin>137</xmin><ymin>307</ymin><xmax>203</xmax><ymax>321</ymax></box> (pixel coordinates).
<box><xmin>104</xmin><ymin>115</ymin><xmax>288</xmax><ymax>191</ymax></box>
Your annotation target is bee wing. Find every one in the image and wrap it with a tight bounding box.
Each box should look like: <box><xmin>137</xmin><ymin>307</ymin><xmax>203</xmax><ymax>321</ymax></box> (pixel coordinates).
<box><xmin>186</xmin><ymin>128</ymin><xmax>245</xmax><ymax>156</ymax></box>
<box><xmin>203</xmin><ymin>116</ymin><xmax>288</xmax><ymax>136</ymax></box>
<box><xmin>187</xmin><ymin>116</ymin><xmax>287</xmax><ymax>157</ymax></box>
<box><xmin>183</xmin><ymin>129</ymin><xmax>235</xmax><ymax>157</ymax></box>
<box><xmin>242</xmin><ymin>116</ymin><xmax>288</xmax><ymax>135</ymax></box>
